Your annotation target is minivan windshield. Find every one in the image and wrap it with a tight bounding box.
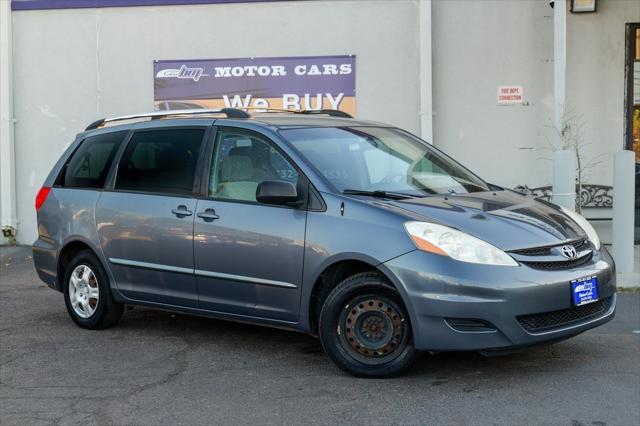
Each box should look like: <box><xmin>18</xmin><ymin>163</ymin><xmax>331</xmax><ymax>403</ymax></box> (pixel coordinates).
<box><xmin>281</xmin><ymin>126</ymin><xmax>490</xmax><ymax>196</ymax></box>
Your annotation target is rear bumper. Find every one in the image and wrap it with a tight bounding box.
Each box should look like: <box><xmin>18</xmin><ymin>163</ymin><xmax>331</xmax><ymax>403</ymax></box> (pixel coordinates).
<box><xmin>32</xmin><ymin>237</ymin><xmax>60</xmax><ymax>291</ymax></box>
<box><xmin>383</xmin><ymin>247</ymin><xmax>616</xmax><ymax>352</ymax></box>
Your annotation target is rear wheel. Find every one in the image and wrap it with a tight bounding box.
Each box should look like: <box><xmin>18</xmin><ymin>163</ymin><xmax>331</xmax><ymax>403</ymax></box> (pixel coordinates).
<box><xmin>319</xmin><ymin>272</ymin><xmax>416</xmax><ymax>378</ymax></box>
<box><xmin>63</xmin><ymin>250</ymin><xmax>123</xmax><ymax>329</ymax></box>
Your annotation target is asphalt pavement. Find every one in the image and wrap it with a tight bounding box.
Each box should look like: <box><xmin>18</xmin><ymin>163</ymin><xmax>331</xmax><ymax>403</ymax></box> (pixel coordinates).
<box><xmin>1</xmin><ymin>246</ymin><xmax>639</xmax><ymax>425</ymax></box>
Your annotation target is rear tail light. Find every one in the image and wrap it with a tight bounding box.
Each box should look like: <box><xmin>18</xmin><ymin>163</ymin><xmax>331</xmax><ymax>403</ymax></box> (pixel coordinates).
<box><xmin>35</xmin><ymin>186</ymin><xmax>51</xmax><ymax>211</ymax></box>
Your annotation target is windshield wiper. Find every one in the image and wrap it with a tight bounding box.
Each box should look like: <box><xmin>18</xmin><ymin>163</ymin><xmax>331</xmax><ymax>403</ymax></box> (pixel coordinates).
<box><xmin>342</xmin><ymin>189</ymin><xmax>418</xmax><ymax>200</ymax></box>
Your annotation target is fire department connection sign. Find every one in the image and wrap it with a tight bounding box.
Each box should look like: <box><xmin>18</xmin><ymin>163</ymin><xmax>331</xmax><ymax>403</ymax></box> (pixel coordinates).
<box><xmin>154</xmin><ymin>55</ymin><xmax>356</xmax><ymax>115</ymax></box>
<box><xmin>497</xmin><ymin>86</ymin><xmax>524</xmax><ymax>105</ymax></box>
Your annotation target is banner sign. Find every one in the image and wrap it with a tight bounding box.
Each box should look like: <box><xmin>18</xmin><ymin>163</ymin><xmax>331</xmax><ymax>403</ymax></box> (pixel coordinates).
<box><xmin>153</xmin><ymin>55</ymin><xmax>356</xmax><ymax>115</ymax></box>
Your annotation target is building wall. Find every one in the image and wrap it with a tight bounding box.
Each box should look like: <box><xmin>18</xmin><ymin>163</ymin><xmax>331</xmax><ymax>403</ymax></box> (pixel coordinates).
<box><xmin>566</xmin><ymin>0</ymin><xmax>640</xmax><ymax>186</ymax></box>
<box><xmin>11</xmin><ymin>0</ymin><xmax>424</xmax><ymax>244</ymax></box>
<box><xmin>432</xmin><ymin>0</ymin><xmax>639</xmax><ymax>192</ymax></box>
<box><xmin>7</xmin><ymin>0</ymin><xmax>639</xmax><ymax>244</ymax></box>
<box><xmin>432</xmin><ymin>0</ymin><xmax>555</xmax><ymax>189</ymax></box>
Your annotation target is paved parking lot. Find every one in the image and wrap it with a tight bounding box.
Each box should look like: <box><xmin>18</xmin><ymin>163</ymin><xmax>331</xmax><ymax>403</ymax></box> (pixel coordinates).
<box><xmin>1</xmin><ymin>246</ymin><xmax>639</xmax><ymax>425</ymax></box>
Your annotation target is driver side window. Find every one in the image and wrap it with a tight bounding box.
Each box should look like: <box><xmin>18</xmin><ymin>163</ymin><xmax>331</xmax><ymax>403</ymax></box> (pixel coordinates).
<box><xmin>209</xmin><ymin>129</ymin><xmax>298</xmax><ymax>202</ymax></box>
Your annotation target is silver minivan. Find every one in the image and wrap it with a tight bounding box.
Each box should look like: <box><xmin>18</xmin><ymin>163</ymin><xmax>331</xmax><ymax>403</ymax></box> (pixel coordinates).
<box><xmin>33</xmin><ymin>109</ymin><xmax>616</xmax><ymax>377</ymax></box>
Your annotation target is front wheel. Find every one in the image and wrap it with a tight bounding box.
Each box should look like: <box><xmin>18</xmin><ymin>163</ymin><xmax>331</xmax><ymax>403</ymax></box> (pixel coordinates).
<box><xmin>319</xmin><ymin>272</ymin><xmax>416</xmax><ymax>378</ymax></box>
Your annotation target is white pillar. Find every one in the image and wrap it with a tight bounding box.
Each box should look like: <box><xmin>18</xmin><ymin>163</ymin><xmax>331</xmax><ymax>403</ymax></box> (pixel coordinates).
<box><xmin>553</xmin><ymin>0</ymin><xmax>566</xmax><ymax>133</ymax></box>
<box><xmin>552</xmin><ymin>150</ymin><xmax>576</xmax><ymax>210</ymax></box>
<box><xmin>0</xmin><ymin>0</ymin><xmax>17</xmax><ymax>239</ymax></box>
<box><xmin>418</xmin><ymin>0</ymin><xmax>433</xmax><ymax>143</ymax></box>
<box><xmin>612</xmin><ymin>151</ymin><xmax>635</xmax><ymax>274</ymax></box>
<box><xmin>551</xmin><ymin>0</ymin><xmax>574</xmax><ymax>210</ymax></box>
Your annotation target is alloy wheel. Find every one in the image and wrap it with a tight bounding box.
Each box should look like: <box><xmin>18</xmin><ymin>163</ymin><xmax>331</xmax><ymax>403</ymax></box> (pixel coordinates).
<box><xmin>68</xmin><ymin>264</ymin><xmax>100</xmax><ymax>319</ymax></box>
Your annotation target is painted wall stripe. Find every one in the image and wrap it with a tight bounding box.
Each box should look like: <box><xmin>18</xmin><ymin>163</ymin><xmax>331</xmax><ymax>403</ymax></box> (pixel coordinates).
<box><xmin>11</xmin><ymin>0</ymin><xmax>284</xmax><ymax>11</ymax></box>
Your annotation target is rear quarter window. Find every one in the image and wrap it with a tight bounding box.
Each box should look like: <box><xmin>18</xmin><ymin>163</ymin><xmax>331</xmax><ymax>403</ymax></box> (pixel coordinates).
<box><xmin>60</xmin><ymin>130</ymin><xmax>128</xmax><ymax>189</ymax></box>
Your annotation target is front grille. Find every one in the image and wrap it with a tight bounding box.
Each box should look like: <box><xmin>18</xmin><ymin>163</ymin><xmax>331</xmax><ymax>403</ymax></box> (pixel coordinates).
<box><xmin>510</xmin><ymin>238</ymin><xmax>588</xmax><ymax>257</ymax></box>
<box><xmin>521</xmin><ymin>252</ymin><xmax>593</xmax><ymax>270</ymax></box>
<box><xmin>516</xmin><ymin>296</ymin><xmax>612</xmax><ymax>332</ymax></box>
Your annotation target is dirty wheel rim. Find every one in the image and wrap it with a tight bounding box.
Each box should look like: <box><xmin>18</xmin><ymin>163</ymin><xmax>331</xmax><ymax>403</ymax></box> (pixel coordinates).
<box><xmin>339</xmin><ymin>295</ymin><xmax>408</xmax><ymax>365</ymax></box>
<box><xmin>69</xmin><ymin>265</ymin><xmax>99</xmax><ymax>319</ymax></box>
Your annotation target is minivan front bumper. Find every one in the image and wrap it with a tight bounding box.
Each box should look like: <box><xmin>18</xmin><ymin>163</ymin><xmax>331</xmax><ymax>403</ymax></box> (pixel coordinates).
<box><xmin>383</xmin><ymin>247</ymin><xmax>616</xmax><ymax>352</ymax></box>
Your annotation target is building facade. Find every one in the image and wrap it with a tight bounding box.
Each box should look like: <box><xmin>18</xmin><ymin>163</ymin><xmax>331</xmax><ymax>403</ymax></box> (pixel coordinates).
<box><xmin>1</xmin><ymin>0</ymin><xmax>639</xmax><ymax>245</ymax></box>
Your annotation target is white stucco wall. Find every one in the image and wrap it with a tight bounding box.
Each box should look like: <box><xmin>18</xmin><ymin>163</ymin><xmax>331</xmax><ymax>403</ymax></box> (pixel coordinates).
<box><xmin>432</xmin><ymin>0</ymin><xmax>556</xmax><ymax>189</ymax></box>
<box><xmin>11</xmin><ymin>0</ymin><xmax>424</xmax><ymax>244</ymax></box>
<box><xmin>566</xmin><ymin>0</ymin><xmax>640</xmax><ymax>186</ymax></box>
<box><xmin>432</xmin><ymin>0</ymin><xmax>639</xmax><ymax>191</ymax></box>
<box><xmin>6</xmin><ymin>0</ymin><xmax>638</xmax><ymax>245</ymax></box>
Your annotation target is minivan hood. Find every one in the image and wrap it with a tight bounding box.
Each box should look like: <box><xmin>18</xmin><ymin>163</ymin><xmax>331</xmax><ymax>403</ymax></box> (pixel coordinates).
<box><xmin>381</xmin><ymin>190</ymin><xmax>585</xmax><ymax>251</ymax></box>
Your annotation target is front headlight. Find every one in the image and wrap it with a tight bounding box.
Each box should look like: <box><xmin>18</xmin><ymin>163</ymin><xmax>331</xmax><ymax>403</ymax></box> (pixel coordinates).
<box><xmin>560</xmin><ymin>207</ymin><xmax>601</xmax><ymax>250</ymax></box>
<box><xmin>403</xmin><ymin>221</ymin><xmax>518</xmax><ymax>266</ymax></box>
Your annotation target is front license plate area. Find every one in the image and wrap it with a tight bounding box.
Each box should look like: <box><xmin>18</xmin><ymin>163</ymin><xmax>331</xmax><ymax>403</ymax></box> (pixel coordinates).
<box><xmin>571</xmin><ymin>276</ymin><xmax>598</xmax><ymax>306</ymax></box>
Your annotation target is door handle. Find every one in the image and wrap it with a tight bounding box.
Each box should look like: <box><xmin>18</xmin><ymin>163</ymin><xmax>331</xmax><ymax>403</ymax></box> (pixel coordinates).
<box><xmin>197</xmin><ymin>208</ymin><xmax>220</xmax><ymax>222</ymax></box>
<box><xmin>171</xmin><ymin>205</ymin><xmax>193</xmax><ymax>218</ymax></box>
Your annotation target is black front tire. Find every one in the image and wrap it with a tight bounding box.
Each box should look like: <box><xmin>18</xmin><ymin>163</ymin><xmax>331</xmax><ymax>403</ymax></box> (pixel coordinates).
<box><xmin>63</xmin><ymin>250</ymin><xmax>124</xmax><ymax>329</ymax></box>
<box><xmin>319</xmin><ymin>272</ymin><xmax>416</xmax><ymax>378</ymax></box>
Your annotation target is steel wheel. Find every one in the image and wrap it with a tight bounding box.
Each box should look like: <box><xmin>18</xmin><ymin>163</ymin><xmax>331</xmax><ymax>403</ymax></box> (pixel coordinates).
<box><xmin>338</xmin><ymin>295</ymin><xmax>409</xmax><ymax>365</ymax></box>
<box><xmin>68</xmin><ymin>264</ymin><xmax>100</xmax><ymax>319</ymax></box>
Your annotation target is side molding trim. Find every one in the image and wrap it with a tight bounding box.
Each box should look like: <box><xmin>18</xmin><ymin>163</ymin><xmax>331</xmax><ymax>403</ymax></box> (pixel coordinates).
<box><xmin>108</xmin><ymin>258</ymin><xmax>297</xmax><ymax>289</ymax></box>
<box><xmin>194</xmin><ymin>269</ymin><xmax>297</xmax><ymax>289</ymax></box>
<box><xmin>109</xmin><ymin>258</ymin><xmax>194</xmax><ymax>274</ymax></box>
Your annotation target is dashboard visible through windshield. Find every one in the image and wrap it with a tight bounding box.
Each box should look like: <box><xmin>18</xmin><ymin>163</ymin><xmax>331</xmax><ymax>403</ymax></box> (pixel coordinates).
<box><xmin>280</xmin><ymin>126</ymin><xmax>490</xmax><ymax>196</ymax></box>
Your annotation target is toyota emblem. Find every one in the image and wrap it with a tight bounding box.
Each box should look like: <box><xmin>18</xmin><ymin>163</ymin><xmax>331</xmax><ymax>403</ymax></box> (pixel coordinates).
<box><xmin>560</xmin><ymin>245</ymin><xmax>577</xmax><ymax>259</ymax></box>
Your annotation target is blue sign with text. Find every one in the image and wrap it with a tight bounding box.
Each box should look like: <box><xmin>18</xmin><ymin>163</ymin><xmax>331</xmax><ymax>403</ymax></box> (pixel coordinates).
<box><xmin>571</xmin><ymin>276</ymin><xmax>598</xmax><ymax>306</ymax></box>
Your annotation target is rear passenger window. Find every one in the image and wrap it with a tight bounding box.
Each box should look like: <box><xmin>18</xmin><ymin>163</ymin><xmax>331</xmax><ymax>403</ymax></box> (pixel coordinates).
<box><xmin>115</xmin><ymin>129</ymin><xmax>205</xmax><ymax>196</ymax></box>
<box><xmin>61</xmin><ymin>130</ymin><xmax>128</xmax><ymax>189</ymax></box>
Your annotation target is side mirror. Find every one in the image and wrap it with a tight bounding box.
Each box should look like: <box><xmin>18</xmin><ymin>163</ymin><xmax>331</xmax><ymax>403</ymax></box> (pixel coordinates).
<box><xmin>256</xmin><ymin>180</ymin><xmax>299</xmax><ymax>206</ymax></box>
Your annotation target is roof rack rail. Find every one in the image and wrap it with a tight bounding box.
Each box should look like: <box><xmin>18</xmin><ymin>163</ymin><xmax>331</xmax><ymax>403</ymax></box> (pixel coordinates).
<box><xmin>295</xmin><ymin>109</ymin><xmax>352</xmax><ymax>118</ymax></box>
<box><xmin>84</xmin><ymin>108</ymin><xmax>250</xmax><ymax>131</ymax></box>
<box><xmin>241</xmin><ymin>107</ymin><xmax>352</xmax><ymax>118</ymax></box>
<box><xmin>84</xmin><ymin>107</ymin><xmax>352</xmax><ymax>131</ymax></box>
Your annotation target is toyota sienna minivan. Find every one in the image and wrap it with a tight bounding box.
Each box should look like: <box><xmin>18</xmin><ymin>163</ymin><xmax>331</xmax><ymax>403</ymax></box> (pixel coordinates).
<box><xmin>33</xmin><ymin>108</ymin><xmax>616</xmax><ymax>377</ymax></box>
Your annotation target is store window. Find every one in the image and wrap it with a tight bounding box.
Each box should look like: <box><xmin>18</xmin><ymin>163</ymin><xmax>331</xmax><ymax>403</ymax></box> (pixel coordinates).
<box><xmin>624</xmin><ymin>23</ymin><xmax>640</xmax><ymax>242</ymax></box>
<box><xmin>626</xmin><ymin>24</ymin><xmax>640</xmax><ymax>160</ymax></box>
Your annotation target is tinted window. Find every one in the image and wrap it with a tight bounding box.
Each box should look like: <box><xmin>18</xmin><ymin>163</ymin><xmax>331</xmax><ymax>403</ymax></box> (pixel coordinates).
<box><xmin>62</xmin><ymin>131</ymin><xmax>127</xmax><ymax>189</ymax></box>
<box><xmin>115</xmin><ymin>129</ymin><xmax>204</xmax><ymax>196</ymax></box>
<box><xmin>209</xmin><ymin>129</ymin><xmax>298</xmax><ymax>202</ymax></box>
